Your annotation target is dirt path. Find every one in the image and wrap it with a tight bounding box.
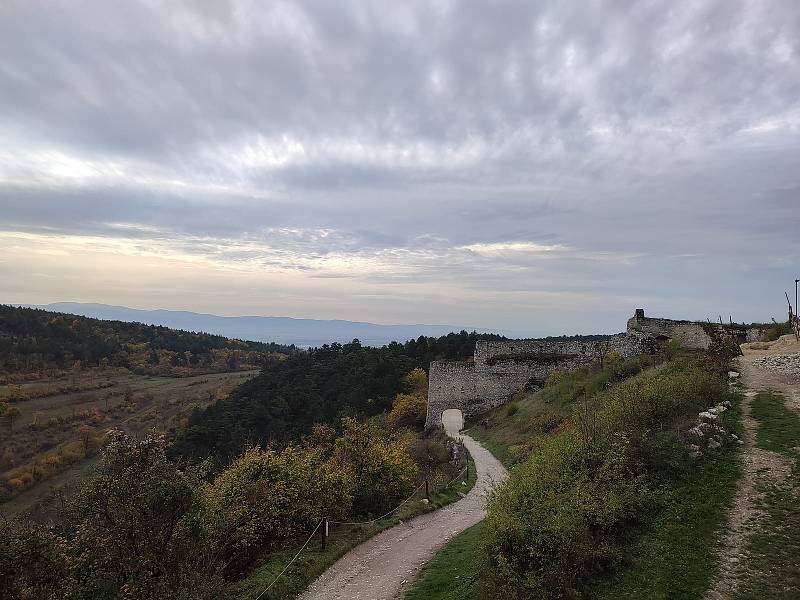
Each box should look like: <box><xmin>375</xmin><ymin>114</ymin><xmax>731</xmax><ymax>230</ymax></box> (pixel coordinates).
<box><xmin>705</xmin><ymin>342</ymin><xmax>799</xmax><ymax>600</ymax></box>
<box><xmin>299</xmin><ymin>419</ymin><xmax>507</xmax><ymax>600</ymax></box>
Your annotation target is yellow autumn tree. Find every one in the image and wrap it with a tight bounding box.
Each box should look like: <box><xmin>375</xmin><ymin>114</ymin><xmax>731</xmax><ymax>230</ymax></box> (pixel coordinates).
<box><xmin>203</xmin><ymin>444</ymin><xmax>352</xmax><ymax>573</ymax></box>
<box><xmin>388</xmin><ymin>368</ymin><xmax>428</xmax><ymax>429</ymax></box>
<box><xmin>332</xmin><ymin>417</ymin><xmax>418</xmax><ymax>516</ymax></box>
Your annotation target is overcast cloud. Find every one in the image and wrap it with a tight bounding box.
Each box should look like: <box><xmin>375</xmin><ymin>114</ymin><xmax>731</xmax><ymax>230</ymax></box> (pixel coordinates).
<box><xmin>1</xmin><ymin>0</ymin><xmax>798</xmax><ymax>335</ymax></box>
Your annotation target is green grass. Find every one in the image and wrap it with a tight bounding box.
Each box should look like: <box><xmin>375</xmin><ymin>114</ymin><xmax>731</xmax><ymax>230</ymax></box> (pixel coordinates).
<box><xmin>751</xmin><ymin>391</ymin><xmax>800</xmax><ymax>456</ymax></box>
<box><xmin>404</xmin><ymin>522</ymin><xmax>486</xmax><ymax>600</ymax></box>
<box><xmin>734</xmin><ymin>390</ymin><xmax>800</xmax><ymax>599</ymax></box>
<box><xmin>735</xmin><ymin>469</ymin><xmax>800</xmax><ymax>599</ymax></box>
<box><xmin>585</xmin><ymin>391</ymin><xmax>742</xmax><ymax>599</ymax></box>
<box><xmin>467</xmin><ymin>354</ymin><xmax>660</xmax><ymax>468</ymax></box>
<box><xmin>588</xmin><ymin>445</ymin><xmax>740</xmax><ymax>599</ymax></box>
<box><xmin>229</xmin><ymin>455</ymin><xmax>477</xmax><ymax>600</ymax></box>
<box><xmin>465</xmin><ymin>353</ymin><xmax>741</xmax><ymax>599</ymax></box>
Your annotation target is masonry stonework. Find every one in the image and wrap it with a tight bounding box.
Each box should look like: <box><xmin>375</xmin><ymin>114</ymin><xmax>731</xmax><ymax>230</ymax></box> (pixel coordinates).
<box><xmin>626</xmin><ymin>309</ymin><xmax>767</xmax><ymax>348</ymax></box>
<box><xmin>425</xmin><ymin>308</ymin><xmax>764</xmax><ymax>429</ymax></box>
<box><xmin>425</xmin><ymin>328</ymin><xmax>655</xmax><ymax>429</ymax></box>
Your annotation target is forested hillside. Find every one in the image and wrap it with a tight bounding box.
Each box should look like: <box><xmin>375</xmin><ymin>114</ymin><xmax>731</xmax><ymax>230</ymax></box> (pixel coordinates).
<box><xmin>172</xmin><ymin>331</ymin><xmax>504</xmax><ymax>461</ymax></box>
<box><xmin>0</xmin><ymin>305</ymin><xmax>292</xmax><ymax>378</ymax></box>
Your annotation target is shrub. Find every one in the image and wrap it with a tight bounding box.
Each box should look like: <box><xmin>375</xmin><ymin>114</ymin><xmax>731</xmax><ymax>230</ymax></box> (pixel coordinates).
<box><xmin>506</xmin><ymin>402</ymin><xmax>519</xmax><ymax>416</ymax></box>
<box><xmin>333</xmin><ymin>417</ymin><xmax>418</xmax><ymax>516</ymax></box>
<box><xmin>544</xmin><ymin>369</ymin><xmax>568</xmax><ymax>387</ymax></box>
<box><xmin>203</xmin><ymin>444</ymin><xmax>351</xmax><ymax>573</ymax></box>
<box><xmin>761</xmin><ymin>320</ymin><xmax>791</xmax><ymax>341</ymax></box>
<box><xmin>388</xmin><ymin>369</ymin><xmax>428</xmax><ymax>430</ymax></box>
<box><xmin>485</xmin><ymin>430</ymin><xmax>652</xmax><ymax>598</ymax></box>
<box><xmin>483</xmin><ymin>358</ymin><xmax>729</xmax><ymax>598</ymax></box>
<box><xmin>409</xmin><ymin>429</ymin><xmax>454</xmax><ymax>477</ymax></box>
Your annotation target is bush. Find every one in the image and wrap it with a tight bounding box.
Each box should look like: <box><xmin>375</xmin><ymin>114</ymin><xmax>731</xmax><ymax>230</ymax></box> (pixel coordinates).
<box><xmin>483</xmin><ymin>358</ymin><xmax>729</xmax><ymax>598</ymax></box>
<box><xmin>388</xmin><ymin>368</ymin><xmax>429</xmax><ymax>430</ymax></box>
<box><xmin>485</xmin><ymin>430</ymin><xmax>652</xmax><ymax>598</ymax></box>
<box><xmin>333</xmin><ymin>417</ymin><xmax>418</xmax><ymax>516</ymax></box>
<box><xmin>203</xmin><ymin>444</ymin><xmax>351</xmax><ymax>573</ymax></box>
<box><xmin>761</xmin><ymin>320</ymin><xmax>791</xmax><ymax>341</ymax></box>
<box><xmin>506</xmin><ymin>402</ymin><xmax>519</xmax><ymax>416</ymax></box>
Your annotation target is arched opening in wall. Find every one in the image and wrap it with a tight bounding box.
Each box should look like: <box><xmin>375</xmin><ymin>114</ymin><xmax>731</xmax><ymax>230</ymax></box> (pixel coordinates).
<box><xmin>441</xmin><ymin>408</ymin><xmax>464</xmax><ymax>435</ymax></box>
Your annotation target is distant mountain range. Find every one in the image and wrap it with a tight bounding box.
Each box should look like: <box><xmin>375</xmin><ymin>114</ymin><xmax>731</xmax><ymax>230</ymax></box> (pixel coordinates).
<box><xmin>21</xmin><ymin>302</ymin><xmax>497</xmax><ymax>347</ymax></box>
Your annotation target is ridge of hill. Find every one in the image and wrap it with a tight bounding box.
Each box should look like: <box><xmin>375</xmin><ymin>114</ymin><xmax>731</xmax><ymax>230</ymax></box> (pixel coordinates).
<box><xmin>22</xmin><ymin>302</ymin><xmax>494</xmax><ymax>347</ymax></box>
<box><xmin>0</xmin><ymin>304</ymin><xmax>291</xmax><ymax>379</ymax></box>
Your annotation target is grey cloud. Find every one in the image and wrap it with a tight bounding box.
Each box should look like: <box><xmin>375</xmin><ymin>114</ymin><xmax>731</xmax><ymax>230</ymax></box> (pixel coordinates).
<box><xmin>1</xmin><ymin>0</ymin><xmax>799</xmax><ymax>331</ymax></box>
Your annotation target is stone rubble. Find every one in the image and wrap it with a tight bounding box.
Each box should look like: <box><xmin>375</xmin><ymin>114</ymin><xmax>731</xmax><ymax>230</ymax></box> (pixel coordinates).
<box><xmin>751</xmin><ymin>352</ymin><xmax>800</xmax><ymax>377</ymax></box>
<box><xmin>686</xmin><ymin>399</ymin><xmax>736</xmax><ymax>459</ymax></box>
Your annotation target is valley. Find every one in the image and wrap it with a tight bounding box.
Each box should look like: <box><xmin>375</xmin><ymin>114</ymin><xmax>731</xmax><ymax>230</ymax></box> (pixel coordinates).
<box><xmin>0</xmin><ymin>368</ymin><xmax>258</xmax><ymax>517</ymax></box>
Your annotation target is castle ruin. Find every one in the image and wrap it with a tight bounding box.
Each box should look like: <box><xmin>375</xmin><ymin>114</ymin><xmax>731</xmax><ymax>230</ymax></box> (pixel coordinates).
<box><xmin>425</xmin><ymin>308</ymin><xmax>765</xmax><ymax>429</ymax></box>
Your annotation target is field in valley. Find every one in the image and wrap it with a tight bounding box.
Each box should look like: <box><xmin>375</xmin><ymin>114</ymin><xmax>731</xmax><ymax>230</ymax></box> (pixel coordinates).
<box><xmin>0</xmin><ymin>368</ymin><xmax>258</xmax><ymax>518</ymax></box>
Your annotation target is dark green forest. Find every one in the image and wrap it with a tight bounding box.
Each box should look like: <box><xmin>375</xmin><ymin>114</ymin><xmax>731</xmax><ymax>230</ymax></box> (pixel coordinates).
<box><xmin>0</xmin><ymin>305</ymin><xmax>293</xmax><ymax>376</ymax></box>
<box><xmin>171</xmin><ymin>330</ymin><xmax>504</xmax><ymax>461</ymax></box>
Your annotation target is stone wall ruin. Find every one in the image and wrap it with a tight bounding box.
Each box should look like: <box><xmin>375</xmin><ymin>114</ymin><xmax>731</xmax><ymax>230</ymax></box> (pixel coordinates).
<box><xmin>425</xmin><ymin>308</ymin><xmax>764</xmax><ymax>429</ymax></box>
<box><xmin>424</xmin><ymin>329</ymin><xmax>654</xmax><ymax>429</ymax></box>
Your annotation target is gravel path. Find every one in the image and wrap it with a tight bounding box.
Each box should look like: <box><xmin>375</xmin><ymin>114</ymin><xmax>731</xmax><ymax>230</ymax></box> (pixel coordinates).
<box><xmin>704</xmin><ymin>350</ymin><xmax>798</xmax><ymax>600</ymax></box>
<box><xmin>299</xmin><ymin>417</ymin><xmax>507</xmax><ymax>600</ymax></box>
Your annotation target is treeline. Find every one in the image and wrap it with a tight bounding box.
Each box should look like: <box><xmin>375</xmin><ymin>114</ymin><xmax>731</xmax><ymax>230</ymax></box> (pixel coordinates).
<box><xmin>0</xmin><ymin>305</ymin><xmax>293</xmax><ymax>376</ymax></box>
<box><xmin>172</xmin><ymin>330</ymin><xmax>503</xmax><ymax>462</ymax></box>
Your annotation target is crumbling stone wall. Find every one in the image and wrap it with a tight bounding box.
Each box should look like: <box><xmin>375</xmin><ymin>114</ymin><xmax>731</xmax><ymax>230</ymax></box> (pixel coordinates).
<box><xmin>425</xmin><ymin>331</ymin><xmax>654</xmax><ymax>429</ymax></box>
<box><xmin>626</xmin><ymin>308</ymin><xmax>766</xmax><ymax>348</ymax></box>
<box><xmin>626</xmin><ymin>309</ymin><xmax>715</xmax><ymax>349</ymax></box>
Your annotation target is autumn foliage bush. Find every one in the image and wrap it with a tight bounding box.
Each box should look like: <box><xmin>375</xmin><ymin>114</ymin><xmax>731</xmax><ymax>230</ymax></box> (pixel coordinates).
<box><xmin>203</xmin><ymin>443</ymin><xmax>352</xmax><ymax>574</ymax></box>
<box><xmin>332</xmin><ymin>417</ymin><xmax>418</xmax><ymax>516</ymax></box>
<box><xmin>388</xmin><ymin>368</ymin><xmax>428</xmax><ymax>430</ymax></box>
<box><xmin>483</xmin><ymin>358</ymin><xmax>731</xmax><ymax>598</ymax></box>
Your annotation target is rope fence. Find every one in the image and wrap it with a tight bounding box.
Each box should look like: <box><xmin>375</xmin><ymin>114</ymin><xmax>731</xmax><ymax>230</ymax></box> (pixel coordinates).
<box><xmin>250</xmin><ymin>460</ymin><xmax>471</xmax><ymax>598</ymax></box>
<box><xmin>253</xmin><ymin>519</ymin><xmax>323</xmax><ymax>600</ymax></box>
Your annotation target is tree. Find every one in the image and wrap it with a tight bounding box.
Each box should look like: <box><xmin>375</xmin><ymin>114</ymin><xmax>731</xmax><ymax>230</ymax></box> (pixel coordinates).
<box><xmin>332</xmin><ymin>417</ymin><xmax>417</xmax><ymax>516</ymax></box>
<box><xmin>388</xmin><ymin>369</ymin><xmax>429</xmax><ymax>429</ymax></box>
<box><xmin>0</xmin><ymin>520</ymin><xmax>67</xmax><ymax>600</ymax></box>
<box><xmin>64</xmin><ymin>431</ymin><xmax>223</xmax><ymax>599</ymax></box>
<box><xmin>77</xmin><ymin>425</ymin><xmax>92</xmax><ymax>454</ymax></box>
<box><xmin>203</xmin><ymin>444</ymin><xmax>351</xmax><ymax>573</ymax></box>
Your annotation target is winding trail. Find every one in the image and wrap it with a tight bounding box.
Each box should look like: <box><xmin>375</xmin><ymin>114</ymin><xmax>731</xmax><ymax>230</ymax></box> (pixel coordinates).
<box><xmin>299</xmin><ymin>415</ymin><xmax>507</xmax><ymax>600</ymax></box>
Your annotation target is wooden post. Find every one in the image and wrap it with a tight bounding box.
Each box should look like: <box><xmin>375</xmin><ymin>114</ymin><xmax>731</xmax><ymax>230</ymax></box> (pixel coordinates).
<box><xmin>321</xmin><ymin>516</ymin><xmax>327</xmax><ymax>551</ymax></box>
<box><xmin>425</xmin><ymin>479</ymin><xmax>429</xmax><ymax>500</ymax></box>
<box><xmin>465</xmin><ymin>460</ymin><xmax>469</xmax><ymax>482</ymax></box>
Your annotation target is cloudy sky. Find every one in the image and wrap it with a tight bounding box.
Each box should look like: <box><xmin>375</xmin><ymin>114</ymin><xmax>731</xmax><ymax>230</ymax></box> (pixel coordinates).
<box><xmin>1</xmin><ymin>0</ymin><xmax>798</xmax><ymax>335</ymax></box>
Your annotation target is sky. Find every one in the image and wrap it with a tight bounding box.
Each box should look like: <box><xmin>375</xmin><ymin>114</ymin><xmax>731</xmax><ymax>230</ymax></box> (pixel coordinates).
<box><xmin>1</xmin><ymin>0</ymin><xmax>798</xmax><ymax>336</ymax></box>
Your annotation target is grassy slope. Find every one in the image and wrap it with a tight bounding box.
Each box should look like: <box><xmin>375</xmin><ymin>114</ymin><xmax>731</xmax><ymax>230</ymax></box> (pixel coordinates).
<box><xmin>735</xmin><ymin>391</ymin><xmax>800</xmax><ymax>599</ymax></box>
<box><xmin>408</xmin><ymin>359</ymin><xmax>662</xmax><ymax>600</ymax></box>
<box><xmin>230</xmin><ymin>455</ymin><xmax>477</xmax><ymax>600</ymax></box>
<box><xmin>466</xmin><ymin>360</ymin><xmax>653</xmax><ymax>468</ymax></box>
<box><xmin>405</xmin><ymin>522</ymin><xmax>486</xmax><ymax>600</ymax></box>
<box><xmin>412</xmin><ymin>357</ymin><xmax>742</xmax><ymax>600</ymax></box>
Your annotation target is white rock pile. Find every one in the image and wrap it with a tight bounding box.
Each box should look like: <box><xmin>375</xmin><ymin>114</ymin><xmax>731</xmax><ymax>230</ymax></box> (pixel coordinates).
<box><xmin>686</xmin><ymin>400</ymin><xmax>740</xmax><ymax>459</ymax></box>
<box><xmin>751</xmin><ymin>352</ymin><xmax>800</xmax><ymax>377</ymax></box>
